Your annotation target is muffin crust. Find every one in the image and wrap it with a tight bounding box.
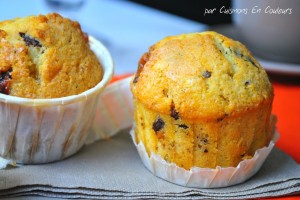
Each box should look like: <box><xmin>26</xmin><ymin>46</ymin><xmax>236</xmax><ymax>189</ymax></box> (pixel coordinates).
<box><xmin>131</xmin><ymin>32</ymin><xmax>273</xmax><ymax>121</ymax></box>
<box><xmin>0</xmin><ymin>13</ymin><xmax>102</xmax><ymax>98</ymax></box>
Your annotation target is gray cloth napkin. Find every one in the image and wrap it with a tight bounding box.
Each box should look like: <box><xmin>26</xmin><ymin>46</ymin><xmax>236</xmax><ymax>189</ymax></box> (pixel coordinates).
<box><xmin>0</xmin><ymin>128</ymin><xmax>300</xmax><ymax>199</ymax></box>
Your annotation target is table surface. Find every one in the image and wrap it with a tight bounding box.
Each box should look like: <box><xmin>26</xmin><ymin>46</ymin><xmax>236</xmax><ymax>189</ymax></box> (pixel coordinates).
<box><xmin>0</xmin><ymin>0</ymin><xmax>299</xmax><ymax>199</ymax></box>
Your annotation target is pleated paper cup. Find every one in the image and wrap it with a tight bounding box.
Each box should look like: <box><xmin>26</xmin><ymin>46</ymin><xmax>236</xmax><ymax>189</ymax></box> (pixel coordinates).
<box><xmin>0</xmin><ymin>36</ymin><xmax>113</xmax><ymax>164</ymax></box>
<box><xmin>130</xmin><ymin>122</ymin><xmax>279</xmax><ymax>188</ymax></box>
<box><xmin>87</xmin><ymin>76</ymin><xmax>133</xmax><ymax>143</ymax></box>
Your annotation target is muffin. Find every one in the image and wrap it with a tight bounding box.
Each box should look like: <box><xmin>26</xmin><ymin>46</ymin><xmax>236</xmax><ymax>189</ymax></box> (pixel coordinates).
<box><xmin>131</xmin><ymin>31</ymin><xmax>274</xmax><ymax>170</ymax></box>
<box><xmin>0</xmin><ymin>13</ymin><xmax>102</xmax><ymax>98</ymax></box>
<box><xmin>0</xmin><ymin>14</ymin><xmax>113</xmax><ymax>164</ymax></box>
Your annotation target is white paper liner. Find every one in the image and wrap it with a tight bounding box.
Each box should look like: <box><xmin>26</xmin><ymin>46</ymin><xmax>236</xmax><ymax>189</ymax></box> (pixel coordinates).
<box><xmin>87</xmin><ymin>76</ymin><xmax>134</xmax><ymax>143</ymax></box>
<box><xmin>0</xmin><ymin>36</ymin><xmax>113</xmax><ymax>164</ymax></box>
<box><xmin>0</xmin><ymin>76</ymin><xmax>131</xmax><ymax>166</ymax></box>
<box><xmin>130</xmin><ymin>128</ymin><xmax>279</xmax><ymax>188</ymax></box>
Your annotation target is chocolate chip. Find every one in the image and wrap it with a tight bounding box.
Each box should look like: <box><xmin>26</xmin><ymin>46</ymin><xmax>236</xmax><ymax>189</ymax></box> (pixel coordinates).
<box><xmin>203</xmin><ymin>138</ymin><xmax>208</xmax><ymax>144</ymax></box>
<box><xmin>0</xmin><ymin>68</ymin><xmax>12</xmax><ymax>95</ymax></box>
<box><xmin>246</xmin><ymin>57</ymin><xmax>259</xmax><ymax>68</ymax></box>
<box><xmin>217</xmin><ymin>117</ymin><xmax>224</xmax><ymax>122</ymax></box>
<box><xmin>202</xmin><ymin>70</ymin><xmax>211</xmax><ymax>78</ymax></box>
<box><xmin>217</xmin><ymin>113</ymin><xmax>229</xmax><ymax>122</ymax></box>
<box><xmin>178</xmin><ymin>124</ymin><xmax>188</xmax><ymax>129</ymax></box>
<box><xmin>152</xmin><ymin>118</ymin><xmax>165</xmax><ymax>132</ymax></box>
<box><xmin>245</xmin><ymin>80</ymin><xmax>251</xmax><ymax>86</ymax></box>
<box><xmin>0</xmin><ymin>80</ymin><xmax>10</xmax><ymax>94</ymax></box>
<box><xmin>170</xmin><ymin>102</ymin><xmax>179</xmax><ymax>120</ymax></box>
<box><xmin>19</xmin><ymin>32</ymin><xmax>42</xmax><ymax>47</ymax></box>
<box><xmin>0</xmin><ymin>82</ymin><xmax>9</xmax><ymax>94</ymax></box>
<box><xmin>233</xmin><ymin>48</ymin><xmax>259</xmax><ymax>68</ymax></box>
<box><xmin>0</xmin><ymin>69</ymin><xmax>12</xmax><ymax>80</ymax></box>
<box><xmin>204</xmin><ymin>149</ymin><xmax>208</xmax><ymax>153</ymax></box>
<box><xmin>234</xmin><ymin>49</ymin><xmax>244</xmax><ymax>58</ymax></box>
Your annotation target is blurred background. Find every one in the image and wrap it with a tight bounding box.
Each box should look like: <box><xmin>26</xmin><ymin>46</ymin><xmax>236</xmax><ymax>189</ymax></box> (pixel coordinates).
<box><xmin>0</xmin><ymin>0</ymin><xmax>299</xmax><ymax>78</ymax></box>
<box><xmin>129</xmin><ymin>0</ymin><xmax>232</xmax><ymax>25</ymax></box>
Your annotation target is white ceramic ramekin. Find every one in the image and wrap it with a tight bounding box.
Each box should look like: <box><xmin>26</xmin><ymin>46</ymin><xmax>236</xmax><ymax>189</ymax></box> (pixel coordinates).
<box><xmin>0</xmin><ymin>36</ymin><xmax>113</xmax><ymax>164</ymax></box>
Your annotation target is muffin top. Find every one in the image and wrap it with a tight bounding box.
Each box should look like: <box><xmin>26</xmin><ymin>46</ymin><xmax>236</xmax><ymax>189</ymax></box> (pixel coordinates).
<box><xmin>131</xmin><ymin>31</ymin><xmax>273</xmax><ymax>121</ymax></box>
<box><xmin>0</xmin><ymin>13</ymin><xmax>103</xmax><ymax>98</ymax></box>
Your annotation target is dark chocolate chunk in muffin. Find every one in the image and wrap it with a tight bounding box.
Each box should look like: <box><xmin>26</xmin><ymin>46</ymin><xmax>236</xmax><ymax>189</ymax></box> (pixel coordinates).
<box><xmin>19</xmin><ymin>32</ymin><xmax>42</xmax><ymax>47</ymax></box>
<box><xmin>0</xmin><ymin>68</ymin><xmax>12</xmax><ymax>95</ymax></box>
<box><xmin>178</xmin><ymin>124</ymin><xmax>189</xmax><ymax>129</ymax></box>
<box><xmin>202</xmin><ymin>70</ymin><xmax>211</xmax><ymax>78</ymax></box>
<box><xmin>245</xmin><ymin>80</ymin><xmax>251</xmax><ymax>86</ymax></box>
<box><xmin>152</xmin><ymin>118</ymin><xmax>165</xmax><ymax>132</ymax></box>
<box><xmin>170</xmin><ymin>102</ymin><xmax>179</xmax><ymax>120</ymax></box>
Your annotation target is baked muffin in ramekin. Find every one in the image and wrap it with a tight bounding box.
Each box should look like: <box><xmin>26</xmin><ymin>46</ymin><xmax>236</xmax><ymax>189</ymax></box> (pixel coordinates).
<box><xmin>0</xmin><ymin>13</ymin><xmax>113</xmax><ymax>163</ymax></box>
<box><xmin>130</xmin><ymin>31</ymin><xmax>276</xmax><ymax>187</ymax></box>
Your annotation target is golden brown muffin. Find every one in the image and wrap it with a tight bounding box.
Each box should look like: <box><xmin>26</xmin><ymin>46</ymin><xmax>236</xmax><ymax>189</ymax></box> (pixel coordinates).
<box><xmin>0</xmin><ymin>13</ymin><xmax>102</xmax><ymax>98</ymax></box>
<box><xmin>131</xmin><ymin>31</ymin><xmax>274</xmax><ymax>170</ymax></box>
